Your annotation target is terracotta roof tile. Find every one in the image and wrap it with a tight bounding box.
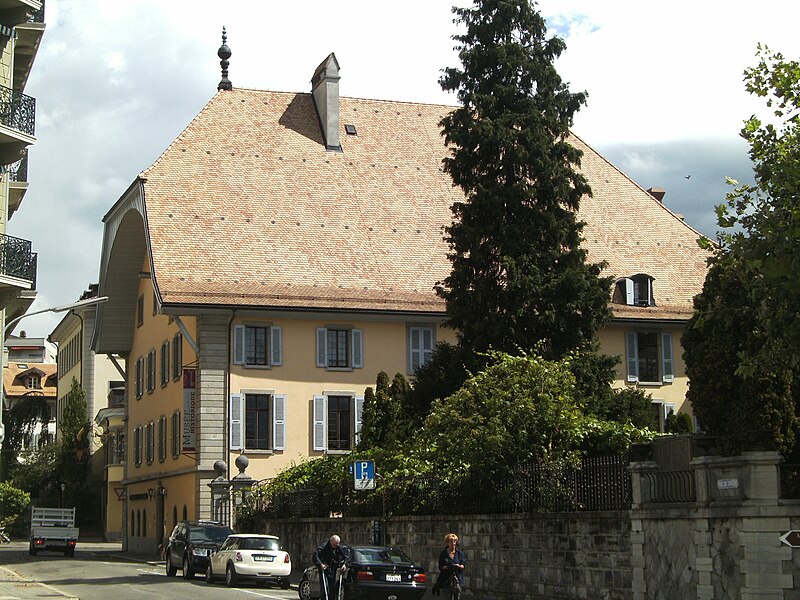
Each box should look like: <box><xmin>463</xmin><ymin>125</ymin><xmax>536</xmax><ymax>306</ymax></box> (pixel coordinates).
<box><xmin>141</xmin><ymin>89</ymin><xmax>709</xmax><ymax>320</ymax></box>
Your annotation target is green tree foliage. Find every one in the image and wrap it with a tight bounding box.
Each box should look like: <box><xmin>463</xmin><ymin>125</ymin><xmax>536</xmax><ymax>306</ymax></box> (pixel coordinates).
<box><xmin>10</xmin><ymin>443</ymin><xmax>62</xmax><ymax>501</ymax></box>
<box><xmin>59</xmin><ymin>378</ymin><xmax>91</xmax><ymax>503</ymax></box>
<box><xmin>684</xmin><ymin>254</ymin><xmax>797</xmax><ymax>455</ymax></box>
<box><xmin>0</xmin><ymin>480</ymin><xmax>31</xmax><ymax>534</ymax></box>
<box><xmin>686</xmin><ymin>46</ymin><xmax>800</xmax><ymax>456</ymax></box>
<box><xmin>438</xmin><ymin>0</ymin><xmax>611</xmax><ymax>358</ymax></box>
<box><xmin>665</xmin><ymin>411</ymin><xmax>693</xmax><ymax>435</ymax></box>
<box><xmin>359</xmin><ymin>372</ymin><xmax>405</xmax><ymax>449</ymax></box>
<box><xmin>569</xmin><ymin>346</ymin><xmax>656</xmax><ymax>429</ymax></box>
<box><xmin>417</xmin><ymin>352</ymin><xmax>652</xmax><ymax>485</ymax></box>
<box><xmin>1</xmin><ymin>394</ymin><xmax>51</xmax><ymax>478</ymax></box>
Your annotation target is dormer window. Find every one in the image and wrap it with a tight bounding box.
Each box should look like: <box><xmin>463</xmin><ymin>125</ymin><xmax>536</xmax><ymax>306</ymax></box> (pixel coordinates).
<box><xmin>26</xmin><ymin>375</ymin><xmax>40</xmax><ymax>389</ymax></box>
<box><xmin>614</xmin><ymin>274</ymin><xmax>655</xmax><ymax>307</ymax></box>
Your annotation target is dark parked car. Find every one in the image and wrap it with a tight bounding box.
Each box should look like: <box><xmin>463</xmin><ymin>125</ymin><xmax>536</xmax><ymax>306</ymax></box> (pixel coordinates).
<box><xmin>298</xmin><ymin>545</ymin><xmax>427</xmax><ymax>600</ymax></box>
<box><xmin>165</xmin><ymin>520</ymin><xmax>234</xmax><ymax>580</ymax></box>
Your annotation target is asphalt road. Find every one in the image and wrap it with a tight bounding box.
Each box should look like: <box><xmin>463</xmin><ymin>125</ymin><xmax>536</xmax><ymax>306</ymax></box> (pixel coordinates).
<box><xmin>0</xmin><ymin>541</ymin><xmax>300</xmax><ymax>600</ymax></box>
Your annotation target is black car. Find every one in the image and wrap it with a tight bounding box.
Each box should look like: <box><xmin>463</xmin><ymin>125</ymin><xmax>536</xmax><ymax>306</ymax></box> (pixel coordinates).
<box><xmin>298</xmin><ymin>545</ymin><xmax>427</xmax><ymax>600</ymax></box>
<box><xmin>165</xmin><ymin>520</ymin><xmax>234</xmax><ymax>580</ymax></box>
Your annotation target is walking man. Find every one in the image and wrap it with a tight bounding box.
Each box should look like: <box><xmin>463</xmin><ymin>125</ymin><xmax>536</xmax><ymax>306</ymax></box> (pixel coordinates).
<box><xmin>313</xmin><ymin>534</ymin><xmax>349</xmax><ymax>599</ymax></box>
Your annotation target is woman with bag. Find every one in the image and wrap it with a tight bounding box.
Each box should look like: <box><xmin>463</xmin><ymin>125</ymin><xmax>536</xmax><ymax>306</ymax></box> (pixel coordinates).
<box><xmin>432</xmin><ymin>533</ymin><xmax>466</xmax><ymax>599</ymax></box>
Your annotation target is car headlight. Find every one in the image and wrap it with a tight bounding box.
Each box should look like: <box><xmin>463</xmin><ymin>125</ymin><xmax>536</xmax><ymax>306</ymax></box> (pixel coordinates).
<box><xmin>191</xmin><ymin>548</ymin><xmax>209</xmax><ymax>557</ymax></box>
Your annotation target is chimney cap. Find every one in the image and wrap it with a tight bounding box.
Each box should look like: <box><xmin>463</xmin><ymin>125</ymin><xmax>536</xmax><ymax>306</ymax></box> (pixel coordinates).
<box><xmin>647</xmin><ymin>187</ymin><xmax>666</xmax><ymax>202</ymax></box>
<box><xmin>217</xmin><ymin>26</ymin><xmax>232</xmax><ymax>91</ymax></box>
<box><xmin>312</xmin><ymin>53</ymin><xmax>340</xmax><ymax>87</ymax></box>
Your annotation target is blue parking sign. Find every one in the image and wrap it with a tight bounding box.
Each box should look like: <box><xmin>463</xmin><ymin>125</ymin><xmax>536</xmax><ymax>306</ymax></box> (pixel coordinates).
<box><xmin>353</xmin><ymin>460</ymin><xmax>375</xmax><ymax>490</ymax></box>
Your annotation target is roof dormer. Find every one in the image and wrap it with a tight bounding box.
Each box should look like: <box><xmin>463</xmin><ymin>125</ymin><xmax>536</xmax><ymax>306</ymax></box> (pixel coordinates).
<box><xmin>613</xmin><ymin>274</ymin><xmax>655</xmax><ymax>307</ymax></box>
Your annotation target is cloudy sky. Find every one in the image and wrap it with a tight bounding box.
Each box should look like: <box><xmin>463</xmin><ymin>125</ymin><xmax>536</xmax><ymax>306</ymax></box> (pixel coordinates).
<box><xmin>11</xmin><ymin>0</ymin><xmax>799</xmax><ymax>337</ymax></box>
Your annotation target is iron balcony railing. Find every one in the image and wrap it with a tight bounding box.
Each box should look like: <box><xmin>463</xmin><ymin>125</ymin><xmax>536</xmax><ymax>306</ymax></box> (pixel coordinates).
<box><xmin>0</xmin><ymin>84</ymin><xmax>36</xmax><ymax>137</ymax></box>
<box><xmin>8</xmin><ymin>149</ymin><xmax>28</xmax><ymax>182</ymax></box>
<box><xmin>28</xmin><ymin>0</ymin><xmax>45</xmax><ymax>23</ymax></box>
<box><xmin>0</xmin><ymin>232</ymin><xmax>37</xmax><ymax>284</ymax></box>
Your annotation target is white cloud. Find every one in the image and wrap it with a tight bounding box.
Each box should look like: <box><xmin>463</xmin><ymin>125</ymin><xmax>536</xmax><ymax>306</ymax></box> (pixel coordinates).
<box><xmin>10</xmin><ymin>0</ymin><xmax>800</xmax><ymax>337</ymax></box>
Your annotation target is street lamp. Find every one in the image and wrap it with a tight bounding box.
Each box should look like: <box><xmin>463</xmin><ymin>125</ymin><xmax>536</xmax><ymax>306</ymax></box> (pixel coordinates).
<box><xmin>4</xmin><ymin>295</ymin><xmax>109</xmax><ymax>336</ymax></box>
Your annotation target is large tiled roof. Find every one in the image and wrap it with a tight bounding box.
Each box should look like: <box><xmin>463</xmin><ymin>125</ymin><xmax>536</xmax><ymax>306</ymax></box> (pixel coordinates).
<box><xmin>140</xmin><ymin>88</ymin><xmax>708</xmax><ymax>320</ymax></box>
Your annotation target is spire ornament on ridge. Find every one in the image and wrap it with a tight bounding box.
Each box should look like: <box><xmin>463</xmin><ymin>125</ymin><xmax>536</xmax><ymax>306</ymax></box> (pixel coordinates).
<box><xmin>217</xmin><ymin>26</ymin><xmax>232</xmax><ymax>91</ymax></box>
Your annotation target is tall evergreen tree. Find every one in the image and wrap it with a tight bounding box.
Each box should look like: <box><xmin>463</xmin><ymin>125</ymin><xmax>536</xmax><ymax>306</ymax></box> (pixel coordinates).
<box><xmin>438</xmin><ymin>0</ymin><xmax>611</xmax><ymax>358</ymax></box>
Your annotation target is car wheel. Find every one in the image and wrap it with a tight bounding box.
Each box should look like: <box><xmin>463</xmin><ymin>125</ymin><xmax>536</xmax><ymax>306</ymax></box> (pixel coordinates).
<box><xmin>165</xmin><ymin>553</ymin><xmax>177</xmax><ymax>577</ymax></box>
<box><xmin>65</xmin><ymin>547</ymin><xmax>75</xmax><ymax>558</ymax></box>
<box><xmin>298</xmin><ymin>576</ymin><xmax>313</xmax><ymax>600</ymax></box>
<box><xmin>226</xmin><ymin>563</ymin><xmax>238</xmax><ymax>588</ymax></box>
<box><xmin>205</xmin><ymin>563</ymin><xmax>214</xmax><ymax>584</ymax></box>
<box><xmin>280</xmin><ymin>576</ymin><xmax>291</xmax><ymax>589</ymax></box>
<box><xmin>182</xmin><ymin>555</ymin><xmax>194</xmax><ymax>580</ymax></box>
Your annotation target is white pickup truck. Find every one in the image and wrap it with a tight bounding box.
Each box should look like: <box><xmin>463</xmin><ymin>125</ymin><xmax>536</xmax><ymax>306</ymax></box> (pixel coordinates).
<box><xmin>29</xmin><ymin>507</ymin><xmax>79</xmax><ymax>556</ymax></box>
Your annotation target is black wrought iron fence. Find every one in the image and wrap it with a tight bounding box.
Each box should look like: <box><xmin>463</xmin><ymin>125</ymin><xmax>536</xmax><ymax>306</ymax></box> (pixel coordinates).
<box><xmin>0</xmin><ymin>85</ymin><xmax>36</xmax><ymax>136</ymax></box>
<box><xmin>248</xmin><ymin>454</ymin><xmax>633</xmax><ymax>518</ymax></box>
<box><xmin>641</xmin><ymin>469</ymin><xmax>696</xmax><ymax>503</ymax></box>
<box><xmin>8</xmin><ymin>150</ymin><xmax>27</xmax><ymax>182</ymax></box>
<box><xmin>0</xmin><ymin>233</ymin><xmax>36</xmax><ymax>283</ymax></box>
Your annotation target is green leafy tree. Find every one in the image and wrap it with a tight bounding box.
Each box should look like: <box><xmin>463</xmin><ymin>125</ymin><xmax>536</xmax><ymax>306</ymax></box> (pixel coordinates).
<box><xmin>10</xmin><ymin>443</ymin><xmax>62</xmax><ymax>501</ymax></box>
<box><xmin>1</xmin><ymin>395</ymin><xmax>51</xmax><ymax>479</ymax></box>
<box><xmin>438</xmin><ymin>0</ymin><xmax>611</xmax><ymax>358</ymax></box>
<box><xmin>684</xmin><ymin>253</ymin><xmax>796</xmax><ymax>455</ymax></box>
<box><xmin>715</xmin><ymin>45</ymin><xmax>800</xmax><ymax>375</ymax></box>
<box><xmin>359</xmin><ymin>372</ymin><xmax>399</xmax><ymax>449</ymax></box>
<box><xmin>686</xmin><ymin>45</ymin><xmax>800</xmax><ymax>456</ymax></box>
<box><xmin>0</xmin><ymin>481</ymin><xmax>30</xmax><ymax>535</ymax></box>
<box><xmin>416</xmin><ymin>352</ymin><xmax>653</xmax><ymax>486</ymax></box>
<box><xmin>59</xmin><ymin>378</ymin><xmax>90</xmax><ymax>504</ymax></box>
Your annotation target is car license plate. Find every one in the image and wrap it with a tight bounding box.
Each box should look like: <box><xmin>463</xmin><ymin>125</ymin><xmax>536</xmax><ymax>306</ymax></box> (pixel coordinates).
<box><xmin>386</xmin><ymin>574</ymin><xmax>401</xmax><ymax>582</ymax></box>
<box><xmin>254</xmin><ymin>555</ymin><xmax>274</xmax><ymax>562</ymax></box>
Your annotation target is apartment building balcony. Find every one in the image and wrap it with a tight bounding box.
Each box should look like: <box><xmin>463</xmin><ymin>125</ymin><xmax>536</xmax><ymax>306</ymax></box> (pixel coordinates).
<box><xmin>0</xmin><ymin>0</ymin><xmax>42</xmax><ymax>28</ymax></box>
<box><xmin>0</xmin><ymin>232</ymin><xmax>36</xmax><ymax>327</ymax></box>
<box><xmin>12</xmin><ymin>0</ymin><xmax>45</xmax><ymax>94</ymax></box>
<box><xmin>7</xmin><ymin>149</ymin><xmax>28</xmax><ymax>219</ymax></box>
<box><xmin>0</xmin><ymin>84</ymin><xmax>35</xmax><ymax>166</ymax></box>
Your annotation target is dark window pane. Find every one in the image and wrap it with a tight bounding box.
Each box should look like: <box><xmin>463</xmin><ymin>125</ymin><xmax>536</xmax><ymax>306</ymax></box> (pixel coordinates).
<box><xmin>637</xmin><ymin>332</ymin><xmax>659</xmax><ymax>382</ymax></box>
<box><xmin>327</xmin><ymin>329</ymin><xmax>349</xmax><ymax>368</ymax></box>
<box><xmin>245</xmin><ymin>394</ymin><xmax>270</xmax><ymax>449</ymax></box>
<box><xmin>327</xmin><ymin>395</ymin><xmax>351</xmax><ymax>450</ymax></box>
<box><xmin>245</xmin><ymin>326</ymin><xmax>268</xmax><ymax>366</ymax></box>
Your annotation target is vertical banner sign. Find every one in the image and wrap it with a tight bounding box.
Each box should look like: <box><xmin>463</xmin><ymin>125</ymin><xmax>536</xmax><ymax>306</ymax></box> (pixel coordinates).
<box><xmin>183</xmin><ymin>368</ymin><xmax>197</xmax><ymax>451</ymax></box>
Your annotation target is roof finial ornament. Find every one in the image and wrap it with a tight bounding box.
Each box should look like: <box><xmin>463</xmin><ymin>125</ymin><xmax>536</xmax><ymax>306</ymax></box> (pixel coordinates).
<box><xmin>217</xmin><ymin>26</ymin><xmax>232</xmax><ymax>91</ymax></box>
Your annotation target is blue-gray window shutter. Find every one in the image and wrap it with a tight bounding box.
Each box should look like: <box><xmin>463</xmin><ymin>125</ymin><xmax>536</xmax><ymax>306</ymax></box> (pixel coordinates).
<box><xmin>626</xmin><ymin>332</ymin><xmax>639</xmax><ymax>383</ymax></box>
<box><xmin>270</xmin><ymin>326</ymin><xmax>282</xmax><ymax>366</ymax></box>
<box><xmin>273</xmin><ymin>394</ymin><xmax>286</xmax><ymax>450</ymax></box>
<box><xmin>662</xmin><ymin>333</ymin><xmax>674</xmax><ymax>383</ymax></box>
<box><xmin>229</xmin><ymin>393</ymin><xmax>243</xmax><ymax>450</ymax></box>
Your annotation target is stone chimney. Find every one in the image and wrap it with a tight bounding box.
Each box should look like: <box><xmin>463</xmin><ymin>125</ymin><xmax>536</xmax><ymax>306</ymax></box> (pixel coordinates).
<box><xmin>311</xmin><ymin>53</ymin><xmax>341</xmax><ymax>151</ymax></box>
<box><xmin>647</xmin><ymin>187</ymin><xmax>666</xmax><ymax>203</ymax></box>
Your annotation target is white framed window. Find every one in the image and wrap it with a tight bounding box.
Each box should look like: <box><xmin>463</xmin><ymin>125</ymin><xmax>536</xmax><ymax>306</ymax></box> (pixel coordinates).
<box><xmin>650</xmin><ymin>400</ymin><xmax>676</xmax><ymax>433</ymax></box>
<box><xmin>232</xmin><ymin>324</ymin><xmax>282</xmax><ymax>368</ymax></box>
<box><xmin>615</xmin><ymin>274</ymin><xmax>655</xmax><ymax>307</ymax></box>
<box><xmin>312</xmin><ymin>393</ymin><xmax>364</xmax><ymax>452</ymax></box>
<box><xmin>160</xmin><ymin>340</ymin><xmax>170</xmax><ymax>386</ymax></box>
<box><xmin>229</xmin><ymin>392</ymin><xmax>286</xmax><ymax>452</ymax></box>
<box><xmin>408</xmin><ymin>325</ymin><xmax>435</xmax><ymax>373</ymax></box>
<box><xmin>146</xmin><ymin>349</ymin><xmax>156</xmax><ymax>392</ymax></box>
<box><xmin>135</xmin><ymin>357</ymin><xmax>144</xmax><ymax>399</ymax></box>
<box><xmin>316</xmin><ymin>327</ymin><xmax>363</xmax><ymax>370</ymax></box>
<box><xmin>26</xmin><ymin>375</ymin><xmax>40</xmax><ymax>389</ymax></box>
<box><xmin>625</xmin><ymin>331</ymin><xmax>674</xmax><ymax>384</ymax></box>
